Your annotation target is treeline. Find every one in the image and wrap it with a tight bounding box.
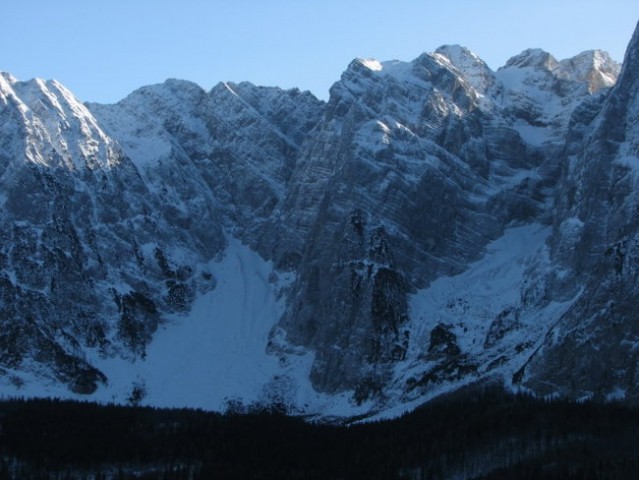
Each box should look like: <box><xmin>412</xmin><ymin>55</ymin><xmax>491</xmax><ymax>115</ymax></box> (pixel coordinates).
<box><xmin>1</xmin><ymin>387</ymin><xmax>639</xmax><ymax>479</ymax></box>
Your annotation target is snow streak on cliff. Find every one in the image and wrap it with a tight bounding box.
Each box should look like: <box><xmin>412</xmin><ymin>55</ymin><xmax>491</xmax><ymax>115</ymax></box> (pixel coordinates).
<box><xmin>1</xmin><ymin>22</ymin><xmax>638</xmax><ymax>417</ymax></box>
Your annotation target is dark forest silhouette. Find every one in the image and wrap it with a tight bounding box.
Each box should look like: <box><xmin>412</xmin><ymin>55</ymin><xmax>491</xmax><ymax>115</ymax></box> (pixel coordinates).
<box><xmin>1</xmin><ymin>387</ymin><xmax>638</xmax><ymax>479</ymax></box>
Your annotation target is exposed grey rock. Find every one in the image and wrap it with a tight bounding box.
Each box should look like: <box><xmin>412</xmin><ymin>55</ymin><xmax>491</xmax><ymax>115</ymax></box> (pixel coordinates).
<box><xmin>0</xmin><ymin>20</ymin><xmax>636</xmax><ymax>413</ymax></box>
<box><xmin>0</xmin><ymin>73</ymin><xmax>322</xmax><ymax>392</ymax></box>
<box><xmin>268</xmin><ymin>41</ymin><xmax>622</xmax><ymax>395</ymax></box>
<box><xmin>517</xmin><ymin>21</ymin><xmax>639</xmax><ymax>403</ymax></box>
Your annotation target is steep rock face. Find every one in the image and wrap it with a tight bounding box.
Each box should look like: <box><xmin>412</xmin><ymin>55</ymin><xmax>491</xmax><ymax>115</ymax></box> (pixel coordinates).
<box><xmin>518</xmin><ymin>23</ymin><xmax>639</xmax><ymax>402</ymax></box>
<box><xmin>273</xmin><ymin>54</ymin><xmax>498</xmax><ymax>394</ymax></box>
<box><xmin>0</xmin><ymin>74</ymin><xmax>323</xmax><ymax>394</ymax></box>
<box><xmin>270</xmin><ymin>45</ymin><xmax>619</xmax><ymax>395</ymax></box>
<box><xmin>0</xmin><ymin>23</ymin><xmax>634</xmax><ymax>413</ymax></box>
<box><xmin>0</xmin><ymin>74</ymin><xmax>217</xmax><ymax>392</ymax></box>
<box><xmin>90</xmin><ymin>80</ymin><xmax>324</xmax><ymax>246</ymax></box>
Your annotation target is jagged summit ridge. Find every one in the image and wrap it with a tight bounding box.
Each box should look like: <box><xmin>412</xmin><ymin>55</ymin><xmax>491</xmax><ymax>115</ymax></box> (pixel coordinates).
<box><xmin>1</xmin><ymin>21</ymin><xmax>638</xmax><ymax>417</ymax></box>
<box><xmin>0</xmin><ymin>73</ymin><xmax>119</xmax><ymax>170</ymax></box>
<box><xmin>501</xmin><ymin>48</ymin><xmax>621</xmax><ymax>93</ymax></box>
<box><xmin>433</xmin><ymin>44</ymin><xmax>495</xmax><ymax>94</ymax></box>
<box><xmin>559</xmin><ymin>50</ymin><xmax>620</xmax><ymax>92</ymax></box>
<box><xmin>503</xmin><ymin>48</ymin><xmax>559</xmax><ymax>70</ymax></box>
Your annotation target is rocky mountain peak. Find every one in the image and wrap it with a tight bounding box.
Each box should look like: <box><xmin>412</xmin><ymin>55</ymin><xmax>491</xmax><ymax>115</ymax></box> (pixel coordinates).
<box><xmin>0</xmin><ymin>71</ymin><xmax>18</xmax><ymax>95</ymax></box>
<box><xmin>433</xmin><ymin>44</ymin><xmax>495</xmax><ymax>94</ymax></box>
<box><xmin>500</xmin><ymin>48</ymin><xmax>620</xmax><ymax>93</ymax></box>
<box><xmin>2</xmin><ymin>21</ymin><xmax>639</xmax><ymax>417</ymax></box>
<box><xmin>434</xmin><ymin>44</ymin><xmax>477</xmax><ymax>61</ymax></box>
<box><xmin>558</xmin><ymin>50</ymin><xmax>621</xmax><ymax>93</ymax></box>
<box><xmin>0</xmin><ymin>71</ymin><xmax>17</xmax><ymax>81</ymax></box>
<box><xmin>0</xmin><ymin>74</ymin><xmax>117</xmax><ymax>171</ymax></box>
<box><xmin>355</xmin><ymin>58</ymin><xmax>384</xmax><ymax>72</ymax></box>
<box><xmin>503</xmin><ymin>48</ymin><xmax>559</xmax><ymax>71</ymax></box>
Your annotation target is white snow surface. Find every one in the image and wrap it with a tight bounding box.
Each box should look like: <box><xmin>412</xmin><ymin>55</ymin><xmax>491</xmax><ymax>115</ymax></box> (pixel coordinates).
<box><xmin>616</xmin><ymin>155</ymin><xmax>639</xmax><ymax>172</ymax></box>
<box><xmin>0</xmin><ymin>225</ymin><xmax>584</xmax><ymax>421</ymax></box>
<box><xmin>0</xmin><ymin>226</ymin><xmax>577</xmax><ymax>421</ymax></box>
<box><xmin>0</xmin><ymin>236</ymin><xmax>367</xmax><ymax>418</ymax></box>
<box><xmin>407</xmin><ymin>224</ymin><xmax>551</xmax><ymax>356</ymax></box>
<box><xmin>366</xmin><ymin>224</ymin><xmax>577</xmax><ymax>421</ymax></box>
<box><xmin>360</xmin><ymin>58</ymin><xmax>383</xmax><ymax>72</ymax></box>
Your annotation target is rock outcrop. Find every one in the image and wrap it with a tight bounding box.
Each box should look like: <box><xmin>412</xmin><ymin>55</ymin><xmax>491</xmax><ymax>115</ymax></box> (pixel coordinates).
<box><xmin>0</xmin><ymin>21</ymin><xmax>637</xmax><ymax>414</ymax></box>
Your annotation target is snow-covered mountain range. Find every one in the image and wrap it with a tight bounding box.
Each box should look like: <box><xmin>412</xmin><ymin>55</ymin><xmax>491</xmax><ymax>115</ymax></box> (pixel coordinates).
<box><xmin>1</xmin><ymin>21</ymin><xmax>637</xmax><ymax>418</ymax></box>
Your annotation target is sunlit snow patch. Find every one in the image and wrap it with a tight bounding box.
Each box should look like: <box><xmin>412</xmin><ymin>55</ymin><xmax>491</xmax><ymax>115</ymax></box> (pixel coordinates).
<box><xmin>359</xmin><ymin>58</ymin><xmax>383</xmax><ymax>71</ymax></box>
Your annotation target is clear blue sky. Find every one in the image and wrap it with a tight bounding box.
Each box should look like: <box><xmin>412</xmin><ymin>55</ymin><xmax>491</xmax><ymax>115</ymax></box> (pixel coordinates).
<box><xmin>2</xmin><ymin>1</ymin><xmax>637</xmax><ymax>104</ymax></box>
